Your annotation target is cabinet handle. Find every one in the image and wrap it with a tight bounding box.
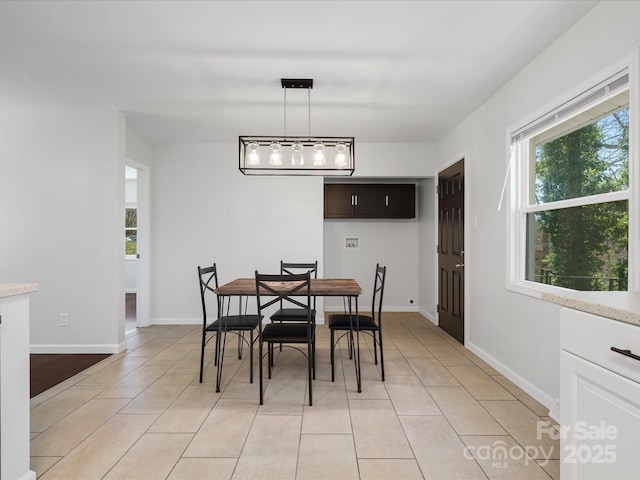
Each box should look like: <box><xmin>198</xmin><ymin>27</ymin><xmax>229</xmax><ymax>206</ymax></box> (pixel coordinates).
<box><xmin>385</xmin><ymin>195</ymin><xmax>389</xmax><ymax>207</ymax></box>
<box><xmin>354</xmin><ymin>194</ymin><xmax>358</xmax><ymax>206</ymax></box>
<box><xmin>611</xmin><ymin>346</ymin><xmax>640</xmax><ymax>362</ymax></box>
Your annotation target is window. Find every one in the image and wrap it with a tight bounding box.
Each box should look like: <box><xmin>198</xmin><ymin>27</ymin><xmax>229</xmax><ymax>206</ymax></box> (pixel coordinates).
<box><xmin>125</xmin><ymin>207</ymin><xmax>137</xmax><ymax>255</ymax></box>
<box><xmin>508</xmin><ymin>65</ymin><xmax>635</xmax><ymax>293</ymax></box>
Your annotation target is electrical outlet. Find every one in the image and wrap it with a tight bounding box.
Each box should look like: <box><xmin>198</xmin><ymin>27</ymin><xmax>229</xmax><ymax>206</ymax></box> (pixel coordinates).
<box><xmin>59</xmin><ymin>313</ymin><xmax>69</xmax><ymax>327</ymax></box>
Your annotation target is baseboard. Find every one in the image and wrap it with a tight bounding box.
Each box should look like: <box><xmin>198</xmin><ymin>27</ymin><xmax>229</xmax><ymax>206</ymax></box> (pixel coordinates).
<box><xmin>323</xmin><ymin>306</ymin><xmax>420</xmax><ymax>313</ymax></box>
<box><xmin>18</xmin><ymin>470</ymin><xmax>36</xmax><ymax>480</ymax></box>
<box><xmin>151</xmin><ymin>317</ymin><xmax>200</xmax><ymax>325</ymax></box>
<box><xmin>125</xmin><ymin>288</ymin><xmax>137</xmax><ymax>294</ymax></box>
<box><xmin>419</xmin><ymin>308</ymin><xmax>437</xmax><ymax>324</ymax></box>
<box><xmin>465</xmin><ymin>340</ymin><xmax>555</xmax><ymax>414</ymax></box>
<box><xmin>30</xmin><ymin>344</ymin><xmax>123</xmax><ymax>354</ymax></box>
<box><xmin>548</xmin><ymin>398</ymin><xmax>561</xmax><ymax>423</ymax></box>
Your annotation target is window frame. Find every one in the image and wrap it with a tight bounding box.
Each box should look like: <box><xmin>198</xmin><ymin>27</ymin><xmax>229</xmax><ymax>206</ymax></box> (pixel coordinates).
<box><xmin>506</xmin><ymin>52</ymin><xmax>639</xmax><ymax>297</ymax></box>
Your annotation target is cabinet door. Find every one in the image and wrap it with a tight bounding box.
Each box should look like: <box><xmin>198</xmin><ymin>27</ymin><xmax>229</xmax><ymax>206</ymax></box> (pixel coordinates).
<box><xmin>384</xmin><ymin>184</ymin><xmax>415</xmax><ymax>218</ymax></box>
<box><xmin>354</xmin><ymin>184</ymin><xmax>385</xmax><ymax>218</ymax></box>
<box><xmin>560</xmin><ymin>351</ymin><xmax>640</xmax><ymax>479</ymax></box>
<box><xmin>324</xmin><ymin>184</ymin><xmax>354</xmax><ymax>218</ymax></box>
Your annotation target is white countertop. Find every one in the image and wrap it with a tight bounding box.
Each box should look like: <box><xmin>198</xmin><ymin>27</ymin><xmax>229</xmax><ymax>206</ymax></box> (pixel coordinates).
<box><xmin>542</xmin><ymin>290</ymin><xmax>640</xmax><ymax>327</ymax></box>
<box><xmin>0</xmin><ymin>283</ymin><xmax>39</xmax><ymax>299</ymax></box>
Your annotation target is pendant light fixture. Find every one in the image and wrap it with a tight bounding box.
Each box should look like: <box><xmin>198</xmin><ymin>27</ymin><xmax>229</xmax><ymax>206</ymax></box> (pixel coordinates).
<box><xmin>239</xmin><ymin>79</ymin><xmax>355</xmax><ymax>175</ymax></box>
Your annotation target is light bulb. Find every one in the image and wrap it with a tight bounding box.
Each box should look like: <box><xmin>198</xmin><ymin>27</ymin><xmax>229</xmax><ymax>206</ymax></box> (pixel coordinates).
<box><xmin>269</xmin><ymin>142</ymin><xmax>282</xmax><ymax>166</ymax></box>
<box><xmin>291</xmin><ymin>142</ymin><xmax>304</xmax><ymax>166</ymax></box>
<box><xmin>313</xmin><ymin>143</ymin><xmax>326</xmax><ymax>166</ymax></box>
<box><xmin>334</xmin><ymin>143</ymin><xmax>348</xmax><ymax>167</ymax></box>
<box><xmin>247</xmin><ymin>142</ymin><xmax>260</xmax><ymax>166</ymax></box>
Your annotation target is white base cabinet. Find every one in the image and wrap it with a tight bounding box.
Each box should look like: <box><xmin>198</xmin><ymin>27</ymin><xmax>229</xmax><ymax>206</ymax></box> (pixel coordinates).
<box><xmin>560</xmin><ymin>308</ymin><xmax>640</xmax><ymax>480</ymax></box>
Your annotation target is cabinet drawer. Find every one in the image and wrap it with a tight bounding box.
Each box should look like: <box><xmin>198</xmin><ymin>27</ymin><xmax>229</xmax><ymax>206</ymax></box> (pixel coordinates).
<box><xmin>560</xmin><ymin>308</ymin><xmax>640</xmax><ymax>384</ymax></box>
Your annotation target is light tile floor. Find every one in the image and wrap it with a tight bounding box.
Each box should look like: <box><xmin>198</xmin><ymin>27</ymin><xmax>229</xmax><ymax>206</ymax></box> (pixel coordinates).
<box><xmin>30</xmin><ymin>312</ymin><xmax>560</xmax><ymax>479</ymax></box>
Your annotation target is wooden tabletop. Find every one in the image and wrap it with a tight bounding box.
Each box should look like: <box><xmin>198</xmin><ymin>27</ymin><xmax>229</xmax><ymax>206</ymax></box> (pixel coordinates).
<box><xmin>215</xmin><ymin>278</ymin><xmax>362</xmax><ymax>296</ymax></box>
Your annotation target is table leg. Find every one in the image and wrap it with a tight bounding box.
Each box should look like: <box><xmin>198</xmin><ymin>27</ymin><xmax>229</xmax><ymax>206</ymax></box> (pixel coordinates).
<box><xmin>348</xmin><ymin>295</ymin><xmax>361</xmax><ymax>393</ymax></box>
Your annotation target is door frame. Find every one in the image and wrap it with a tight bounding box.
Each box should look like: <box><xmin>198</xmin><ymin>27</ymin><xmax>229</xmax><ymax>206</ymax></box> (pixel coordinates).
<box><xmin>435</xmin><ymin>153</ymin><xmax>469</xmax><ymax>344</ymax></box>
<box><xmin>125</xmin><ymin>159</ymin><xmax>151</xmax><ymax>329</ymax></box>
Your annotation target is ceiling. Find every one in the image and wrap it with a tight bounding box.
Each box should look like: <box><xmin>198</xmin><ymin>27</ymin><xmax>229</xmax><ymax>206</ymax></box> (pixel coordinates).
<box><xmin>0</xmin><ymin>0</ymin><xmax>598</xmax><ymax>144</ymax></box>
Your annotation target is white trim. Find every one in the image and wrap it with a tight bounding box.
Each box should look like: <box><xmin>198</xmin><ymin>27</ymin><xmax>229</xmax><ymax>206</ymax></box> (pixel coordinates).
<box><xmin>466</xmin><ymin>340</ymin><xmax>555</xmax><ymax>414</ymax></box>
<box><xmin>506</xmin><ymin>51</ymin><xmax>638</xmax><ymax>298</ymax></box>
<box><xmin>419</xmin><ymin>307</ymin><xmax>437</xmax><ymax>325</ymax></box>
<box><xmin>627</xmin><ymin>47</ymin><xmax>640</xmax><ymax>291</ymax></box>
<box><xmin>17</xmin><ymin>471</ymin><xmax>36</xmax><ymax>480</ymax></box>
<box><xmin>30</xmin><ymin>343</ymin><xmax>125</xmax><ymax>354</ymax></box>
<box><xmin>522</xmin><ymin>189</ymin><xmax>629</xmax><ymax>214</ymax></box>
<box><xmin>151</xmin><ymin>317</ymin><xmax>201</xmax><ymax>325</ymax></box>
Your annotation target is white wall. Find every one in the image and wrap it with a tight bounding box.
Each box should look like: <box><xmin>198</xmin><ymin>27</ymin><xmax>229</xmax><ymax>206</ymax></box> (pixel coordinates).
<box><xmin>323</xmin><ymin>218</ymin><xmax>420</xmax><ymax>311</ymax></box>
<box><xmin>418</xmin><ymin>177</ymin><xmax>437</xmax><ymax>321</ymax></box>
<box><xmin>435</xmin><ymin>0</ymin><xmax>640</xmax><ymax>409</ymax></box>
<box><xmin>0</xmin><ymin>107</ymin><xmax>123</xmax><ymax>352</ymax></box>
<box><xmin>126</xmin><ymin>129</ymin><xmax>153</xmax><ymax>168</ymax></box>
<box><xmin>322</xmin><ymin>142</ymin><xmax>437</xmax><ymax>315</ymax></box>
<box><xmin>151</xmin><ymin>142</ymin><xmax>436</xmax><ymax>322</ymax></box>
<box><xmin>151</xmin><ymin>142</ymin><xmax>326</xmax><ymax>322</ymax></box>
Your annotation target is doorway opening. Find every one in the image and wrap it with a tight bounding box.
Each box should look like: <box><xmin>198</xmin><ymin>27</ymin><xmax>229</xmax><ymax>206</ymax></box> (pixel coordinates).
<box><xmin>125</xmin><ymin>165</ymin><xmax>138</xmax><ymax>334</ymax></box>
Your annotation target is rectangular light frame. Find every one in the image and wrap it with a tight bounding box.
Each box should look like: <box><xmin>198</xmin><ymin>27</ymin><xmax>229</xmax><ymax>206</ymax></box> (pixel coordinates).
<box><xmin>239</xmin><ymin>136</ymin><xmax>355</xmax><ymax>176</ymax></box>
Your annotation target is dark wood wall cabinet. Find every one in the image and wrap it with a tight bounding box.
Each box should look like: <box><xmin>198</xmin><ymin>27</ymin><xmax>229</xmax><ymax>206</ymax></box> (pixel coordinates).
<box><xmin>324</xmin><ymin>183</ymin><xmax>415</xmax><ymax>219</ymax></box>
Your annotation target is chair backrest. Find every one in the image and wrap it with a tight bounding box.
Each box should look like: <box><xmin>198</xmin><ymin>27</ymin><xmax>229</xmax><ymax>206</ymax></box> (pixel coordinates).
<box><xmin>371</xmin><ymin>264</ymin><xmax>387</xmax><ymax>324</ymax></box>
<box><xmin>280</xmin><ymin>261</ymin><xmax>318</xmax><ymax>309</ymax></box>
<box><xmin>281</xmin><ymin>261</ymin><xmax>318</xmax><ymax>279</ymax></box>
<box><xmin>198</xmin><ymin>263</ymin><xmax>220</xmax><ymax>325</ymax></box>
<box><xmin>255</xmin><ymin>271</ymin><xmax>312</xmax><ymax>333</ymax></box>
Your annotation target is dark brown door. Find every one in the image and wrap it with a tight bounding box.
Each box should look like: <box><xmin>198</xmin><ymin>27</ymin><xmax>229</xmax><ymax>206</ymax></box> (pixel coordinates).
<box><xmin>438</xmin><ymin>160</ymin><xmax>465</xmax><ymax>344</ymax></box>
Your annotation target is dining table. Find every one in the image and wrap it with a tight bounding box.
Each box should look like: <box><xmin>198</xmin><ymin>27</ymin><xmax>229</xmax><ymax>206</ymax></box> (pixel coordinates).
<box><xmin>215</xmin><ymin>277</ymin><xmax>364</xmax><ymax>392</ymax></box>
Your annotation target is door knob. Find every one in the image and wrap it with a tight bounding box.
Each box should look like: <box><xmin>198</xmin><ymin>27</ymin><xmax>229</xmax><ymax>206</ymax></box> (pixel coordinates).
<box><xmin>456</xmin><ymin>263</ymin><xmax>465</xmax><ymax>268</ymax></box>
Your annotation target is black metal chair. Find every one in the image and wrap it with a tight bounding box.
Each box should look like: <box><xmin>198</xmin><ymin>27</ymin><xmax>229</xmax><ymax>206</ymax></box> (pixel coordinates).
<box><xmin>198</xmin><ymin>263</ymin><xmax>261</xmax><ymax>392</ymax></box>
<box><xmin>270</xmin><ymin>261</ymin><xmax>318</xmax><ymax>370</ymax></box>
<box><xmin>328</xmin><ymin>263</ymin><xmax>387</xmax><ymax>383</ymax></box>
<box><xmin>255</xmin><ymin>270</ymin><xmax>314</xmax><ymax>406</ymax></box>
<box><xmin>270</xmin><ymin>261</ymin><xmax>318</xmax><ymax>323</ymax></box>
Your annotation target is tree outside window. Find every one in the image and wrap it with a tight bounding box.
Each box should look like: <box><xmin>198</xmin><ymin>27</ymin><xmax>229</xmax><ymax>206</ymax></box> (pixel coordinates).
<box><xmin>525</xmin><ymin>100</ymin><xmax>629</xmax><ymax>291</ymax></box>
<box><xmin>126</xmin><ymin>208</ymin><xmax>137</xmax><ymax>255</ymax></box>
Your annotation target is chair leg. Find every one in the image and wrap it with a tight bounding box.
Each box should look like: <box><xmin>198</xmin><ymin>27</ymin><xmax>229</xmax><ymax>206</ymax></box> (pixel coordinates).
<box><xmin>372</xmin><ymin>331</ymin><xmax>378</xmax><ymax>365</ymax></box>
<box><xmin>249</xmin><ymin>330</ymin><xmax>254</xmax><ymax>384</ymax></box>
<box><xmin>348</xmin><ymin>330</ymin><xmax>354</xmax><ymax>360</ymax></box>
<box><xmin>214</xmin><ymin>331</ymin><xmax>221</xmax><ymax>366</ymax></box>
<box><xmin>259</xmin><ymin>338</ymin><xmax>264</xmax><ymax>405</ymax></box>
<box><xmin>199</xmin><ymin>331</ymin><xmax>206</xmax><ymax>383</ymax></box>
<box><xmin>312</xmin><ymin>331</ymin><xmax>316</xmax><ymax>380</ymax></box>
<box><xmin>238</xmin><ymin>331</ymin><xmax>243</xmax><ymax>359</ymax></box>
<box><xmin>378</xmin><ymin>329</ymin><xmax>385</xmax><ymax>381</ymax></box>
<box><xmin>215</xmin><ymin>330</ymin><xmax>227</xmax><ymax>393</ymax></box>
<box><xmin>330</xmin><ymin>328</ymin><xmax>335</xmax><ymax>382</ymax></box>
<box><xmin>307</xmin><ymin>339</ymin><xmax>313</xmax><ymax>406</ymax></box>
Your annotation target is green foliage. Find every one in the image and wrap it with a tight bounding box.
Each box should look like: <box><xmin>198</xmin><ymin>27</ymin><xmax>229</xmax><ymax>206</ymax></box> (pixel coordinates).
<box><xmin>126</xmin><ymin>241</ymin><xmax>137</xmax><ymax>255</ymax></box>
<box><xmin>534</xmin><ymin>108</ymin><xmax>629</xmax><ymax>291</ymax></box>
